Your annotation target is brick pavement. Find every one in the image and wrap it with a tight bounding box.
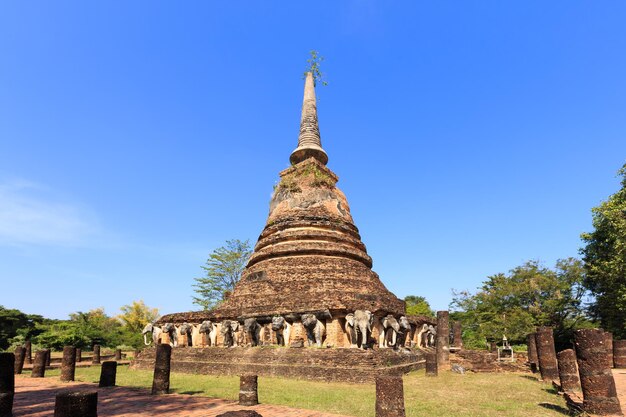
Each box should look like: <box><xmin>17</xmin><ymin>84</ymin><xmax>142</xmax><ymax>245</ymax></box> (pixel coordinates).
<box><xmin>13</xmin><ymin>375</ymin><xmax>352</xmax><ymax>417</ymax></box>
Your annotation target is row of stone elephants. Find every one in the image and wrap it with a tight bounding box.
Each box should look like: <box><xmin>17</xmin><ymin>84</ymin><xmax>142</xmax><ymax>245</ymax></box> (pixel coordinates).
<box><xmin>142</xmin><ymin>310</ymin><xmax>438</xmax><ymax>349</ymax></box>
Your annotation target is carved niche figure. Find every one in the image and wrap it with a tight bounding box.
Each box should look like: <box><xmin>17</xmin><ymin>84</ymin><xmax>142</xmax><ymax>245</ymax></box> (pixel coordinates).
<box><xmin>178</xmin><ymin>323</ymin><xmax>194</xmax><ymax>347</ymax></box>
<box><xmin>199</xmin><ymin>320</ymin><xmax>217</xmax><ymax>346</ymax></box>
<box><xmin>161</xmin><ymin>323</ymin><xmax>178</xmax><ymax>347</ymax></box>
<box><xmin>301</xmin><ymin>313</ymin><xmax>325</xmax><ymax>347</ymax></box>
<box><xmin>142</xmin><ymin>323</ymin><xmax>162</xmax><ymax>346</ymax></box>
<box><xmin>221</xmin><ymin>320</ymin><xmax>240</xmax><ymax>347</ymax></box>
<box><xmin>271</xmin><ymin>316</ymin><xmax>291</xmax><ymax>346</ymax></box>
<box><xmin>243</xmin><ymin>318</ymin><xmax>262</xmax><ymax>347</ymax></box>
<box><xmin>345</xmin><ymin>310</ymin><xmax>374</xmax><ymax>349</ymax></box>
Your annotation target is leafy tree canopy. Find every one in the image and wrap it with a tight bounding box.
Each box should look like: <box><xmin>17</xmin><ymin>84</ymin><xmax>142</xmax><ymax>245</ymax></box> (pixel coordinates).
<box><xmin>117</xmin><ymin>300</ymin><xmax>159</xmax><ymax>333</ymax></box>
<box><xmin>404</xmin><ymin>295</ymin><xmax>435</xmax><ymax>317</ymax></box>
<box><xmin>304</xmin><ymin>50</ymin><xmax>327</xmax><ymax>87</ymax></box>
<box><xmin>0</xmin><ymin>306</ymin><xmax>45</xmax><ymax>350</ymax></box>
<box><xmin>192</xmin><ymin>239</ymin><xmax>252</xmax><ymax>310</ymax></box>
<box><xmin>450</xmin><ymin>258</ymin><xmax>592</xmax><ymax>350</ymax></box>
<box><xmin>581</xmin><ymin>163</ymin><xmax>626</xmax><ymax>338</ymax></box>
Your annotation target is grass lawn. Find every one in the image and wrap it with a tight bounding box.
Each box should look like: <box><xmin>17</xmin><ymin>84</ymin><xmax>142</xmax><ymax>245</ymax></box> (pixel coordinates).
<box><xmin>34</xmin><ymin>366</ymin><xmax>569</xmax><ymax>417</ymax></box>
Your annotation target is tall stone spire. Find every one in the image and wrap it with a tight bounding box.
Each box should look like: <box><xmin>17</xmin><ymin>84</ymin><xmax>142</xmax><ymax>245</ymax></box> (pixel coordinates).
<box><xmin>289</xmin><ymin>72</ymin><xmax>329</xmax><ymax>166</ymax></box>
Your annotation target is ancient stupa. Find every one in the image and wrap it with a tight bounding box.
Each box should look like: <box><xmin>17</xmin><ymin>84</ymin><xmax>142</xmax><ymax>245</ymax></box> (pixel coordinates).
<box><xmin>213</xmin><ymin>72</ymin><xmax>404</xmax><ymax>321</ymax></box>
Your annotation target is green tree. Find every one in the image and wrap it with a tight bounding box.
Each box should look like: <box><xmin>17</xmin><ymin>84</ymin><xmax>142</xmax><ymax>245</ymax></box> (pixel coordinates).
<box><xmin>404</xmin><ymin>295</ymin><xmax>435</xmax><ymax>317</ymax></box>
<box><xmin>192</xmin><ymin>239</ymin><xmax>252</xmax><ymax>310</ymax></box>
<box><xmin>117</xmin><ymin>300</ymin><xmax>159</xmax><ymax>333</ymax></box>
<box><xmin>0</xmin><ymin>306</ymin><xmax>44</xmax><ymax>350</ymax></box>
<box><xmin>450</xmin><ymin>259</ymin><xmax>591</xmax><ymax>350</ymax></box>
<box><xmin>581</xmin><ymin>163</ymin><xmax>626</xmax><ymax>338</ymax></box>
<box><xmin>304</xmin><ymin>50</ymin><xmax>327</xmax><ymax>86</ymax></box>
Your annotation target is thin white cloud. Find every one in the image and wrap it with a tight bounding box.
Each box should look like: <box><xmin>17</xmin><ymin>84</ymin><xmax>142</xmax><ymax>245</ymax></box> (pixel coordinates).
<box><xmin>0</xmin><ymin>179</ymin><xmax>100</xmax><ymax>247</ymax></box>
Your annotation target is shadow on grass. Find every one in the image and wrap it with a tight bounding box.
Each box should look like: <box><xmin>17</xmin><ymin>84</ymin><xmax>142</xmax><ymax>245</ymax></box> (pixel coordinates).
<box><xmin>174</xmin><ymin>390</ymin><xmax>205</xmax><ymax>395</ymax></box>
<box><xmin>519</xmin><ymin>375</ymin><xmax>541</xmax><ymax>382</ymax></box>
<box><xmin>542</xmin><ymin>386</ymin><xmax>559</xmax><ymax>395</ymax></box>
<box><xmin>538</xmin><ymin>402</ymin><xmax>573</xmax><ymax>416</ymax></box>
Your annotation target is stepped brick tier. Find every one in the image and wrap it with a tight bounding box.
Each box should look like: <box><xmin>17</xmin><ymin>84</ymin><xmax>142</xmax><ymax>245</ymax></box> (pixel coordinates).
<box><xmin>139</xmin><ymin>72</ymin><xmax>436</xmax><ymax>381</ymax></box>
<box><xmin>132</xmin><ymin>346</ymin><xmax>424</xmax><ymax>384</ymax></box>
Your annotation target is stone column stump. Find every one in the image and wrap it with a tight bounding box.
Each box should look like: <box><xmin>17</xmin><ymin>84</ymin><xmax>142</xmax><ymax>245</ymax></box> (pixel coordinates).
<box><xmin>92</xmin><ymin>345</ymin><xmax>101</xmax><ymax>365</ymax></box>
<box><xmin>452</xmin><ymin>321</ymin><xmax>463</xmax><ymax>348</ymax></box>
<box><xmin>31</xmin><ymin>350</ymin><xmax>49</xmax><ymax>378</ymax></box>
<box><xmin>46</xmin><ymin>349</ymin><xmax>52</xmax><ymax>367</ymax></box>
<box><xmin>60</xmin><ymin>346</ymin><xmax>76</xmax><ymax>382</ymax></box>
<box><xmin>375</xmin><ymin>375</ymin><xmax>406</xmax><ymax>417</ymax></box>
<box><xmin>436</xmin><ymin>311</ymin><xmax>450</xmax><ymax>369</ymax></box>
<box><xmin>606</xmin><ymin>332</ymin><xmax>614</xmax><ymax>369</ymax></box>
<box><xmin>0</xmin><ymin>392</ymin><xmax>13</xmax><ymax>417</ymax></box>
<box><xmin>14</xmin><ymin>347</ymin><xmax>26</xmax><ymax>375</ymax></box>
<box><xmin>527</xmin><ymin>333</ymin><xmax>539</xmax><ymax>373</ymax></box>
<box><xmin>574</xmin><ymin>328</ymin><xmax>623</xmax><ymax>415</ymax></box>
<box><xmin>24</xmin><ymin>341</ymin><xmax>32</xmax><ymax>365</ymax></box>
<box><xmin>114</xmin><ymin>349</ymin><xmax>122</xmax><ymax>361</ymax></box>
<box><xmin>76</xmin><ymin>348</ymin><xmax>82</xmax><ymax>363</ymax></box>
<box><xmin>614</xmin><ymin>340</ymin><xmax>626</xmax><ymax>368</ymax></box>
<box><xmin>239</xmin><ymin>375</ymin><xmax>259</xmax><ymax>406</ymax></box>
<box><xmin>99</xmin><ymin>361</ymin><xmax>117</xmax><ymax>387</ymax></box>
<box><xmin>0</xmin><ymin>353</ymin><xmax>15</xmax><ymax>417</ymax></box>
<box><xmin>535</xmin><ymin>327</ymin><xmax>559</xmax><ymax>382</ymax></box>
<box><xmin>151</xmin><ymin>344</ymin><xmax>172</xmax><ymax>395</ymax></box>
<box><xmin>557</xmin><ymin>349</ymin><xmax>580</xmax><ymax>394</ymax></box>
<box><xmin>425</xmin><ymin>353</ymin><xmax>438</xmax><ymax>377</ymax></box>
<box><xmin>54</xmin><ymin>391</ymin><xmax>97</xmax><ymax>417</ymax></box>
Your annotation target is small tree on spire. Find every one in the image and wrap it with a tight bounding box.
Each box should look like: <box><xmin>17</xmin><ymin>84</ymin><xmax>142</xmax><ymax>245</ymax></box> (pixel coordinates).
<box><xmin>304</xmin><ymin>50</ymin><xmax>327</xmax><ymax>87</ymax></box>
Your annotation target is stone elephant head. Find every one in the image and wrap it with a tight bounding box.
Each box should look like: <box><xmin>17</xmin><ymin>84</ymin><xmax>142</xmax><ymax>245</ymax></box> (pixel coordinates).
<box><xmin>301</xmin><ymin>313</ymin><xmax>325</xmax><ymax>347</ymax></box>
<box><xmin>199</xmin><ymin>320</ymin><xmax>217</xmax><ymax>347</ymax></box>
<box><xmin>220</xmin><ymin>320</ymin><xmax>240</xmax><ymax>347</ymax></box>
<box><xmin>161</xmin><ymin>323</ymin><xmax>178</xmax><ymax>347</ymax></box>
<box><xmin>346</xmin><ymin>310</ymin><xmax>374</xmax><ymax>349</ymax></box>
<box><xmin>427</xmin><ymin>325</ymin><xmax>437</xmax><ymax>348</ymax></box>
<box><xmin>271</xmin><ymin>316</ymin><xmax>288</xmax><ymax>346</ymax></box>
<box><xmin>243</xmin><ymin>318</ymin><xmax>262</xmax><ymax>347</ymax></box>
<box><xmin>381</xmin><ymin>315</ymin><xmax>400</xmax><ymax>348</ymax></box>
<box><xmin>396</xmin><ymin>316</ymin><xmax>411</xmax><ymax>348</ymax></box>
<box><xmin>179</xmin><ymin>322</ymin><xmax>194</xmax><ymax>347</ymax></box>
<box><xmin>142</xmin><ymin>323</ymin><xmax>162</xmax><ymax>346</ymax></box>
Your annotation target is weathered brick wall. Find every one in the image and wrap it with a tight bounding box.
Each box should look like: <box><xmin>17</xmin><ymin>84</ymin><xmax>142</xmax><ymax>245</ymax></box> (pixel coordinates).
<box><xmin>132</xmin><ymin>346</ymin><xmax>424</xmax><ymax>383</ymax></box>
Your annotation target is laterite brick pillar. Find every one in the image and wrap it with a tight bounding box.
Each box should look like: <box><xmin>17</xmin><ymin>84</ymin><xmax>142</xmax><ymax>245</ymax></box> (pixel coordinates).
<box><xmin>24</xmin><ymin>340</ymin><xmax>32</xmax><ymax>365</ymax></box>
<box><xmin>325</xmin><ymin>318</ymin><xmax>347</xmax><ymax>348</ymax></box>
<box><xmin>99</xmin><ymin>361</ymin><xmax>117</xmax><ymax>387</ymax></box>
<box><xmin>54</xmin><ymin>391</ymin><xmax>97</xmax><ymax>417</ymax></box>
<box><xmin>614</xmin><ymin>340</ymin><xmax>626</xmax><ymax>368</ymax></box>
<box><xmin>14</xmin><ymin>347</ymin><xmax>26</xmax><ymax>375</ymax></box>
<box><xmin>574</xmin><ymin>328</ymin><xmax>623</xmax><ymax>415</ymax></box>
<box><xmin>0</xmin><ymin>352</ymin><xmax>15</xmax><ymax>416</ymax></box>
<box><xmin>425</xmin><ymin>352</ymin><xmax>438</xmax><ymax>377</ymax></box>
<box><xmin>161</xmin><ymin>332</ymin><xmax>171</xmax><ymax>346</ymax></box>
<box><xmin>151</xmin><ymin>344</ymin><xmax>171</xmax><ymax>395</ymax></box>
<box><xmin>239</xmin><ymin>374</ymin><xmax>259</xmax><ymax>406</ymax></box>
<box><xmin>556</xmin><ymin>349</ymin><xmax>580</xmax><ymax>394</ymax></box>
<box><xmin>452</xmin><ymin>321</ymin><xmax>462</xmax><ymax>348</ymax></box>
<box><xmin>436</xmin><ymin>311</ymin><xmax>450</xmax><ymax>370</ymax></box>
<box><xmin>605</xmin><ymin>332</ymin><xmax>614</xmax><ymax>369</ymax></box>
<box><xmin>60</xmin><ymin>346</ymin><xmax>76</xmax><ymax>382</ymax></box>
<box><xmin>46</xmin><ymin>349</ymin><xmax>51</xmax><ymax>367</ymax></box>
<box><xmin>527</xmin><ymin>333</ymin><xmax>539</xmax><ymax>373</ymax></box>
<box><xmin>114</xmin><ymin>349</ymin><xmax>122</xmax><ymax>361</ymax></box>
<box><xmin>535</xmin><ymin>327</ymin><xmax>558</xmax><ymax>382</ymax></box>
<box><xmin>76</xmin><ymin>348</ymin><xmax>82</xmax><ymax>363</ymax></box>
<box><xmin>92</xmin><ymin>345</ymin><xmax>101</xmax><ymax>365</ymax></box>
<box><xmin>375</xmin><ymin>375</ymin><xmax>406</xmax><ymax>417</ymax></box>
<box><xmin>31</xmin><ymin>349</ymin><xmax>49</xmax><ymax>378</ymax></box>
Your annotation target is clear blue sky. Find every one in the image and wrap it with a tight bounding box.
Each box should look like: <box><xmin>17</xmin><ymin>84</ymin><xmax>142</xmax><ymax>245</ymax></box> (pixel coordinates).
<box><xmin>1</xmin><ymin>2</ymin><xmax>625</xmax><ymax>320</ymax></box>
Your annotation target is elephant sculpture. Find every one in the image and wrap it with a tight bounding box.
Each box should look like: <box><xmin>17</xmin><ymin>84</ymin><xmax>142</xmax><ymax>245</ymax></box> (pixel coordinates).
<box><xmin>396</xmin><ymin>316</ymin><xmax>411</xmax><ymax>348</ymax></box>
<box><xmin>345</xmin><ymin>310</ymin><xmax>374</xmax><ymax>349</ymax></box>
<box><xmin>427</xmin><ymin>325</ymin><xmax>437</xmax><ymax>348</ymax></box>
<box><xmin>179</xmin><ymin>322</ymin><xmax>194</xmax><ymax>347</ymax></box>
<box><xmin>301</xmin><ymin>313</ymin><xmax>325</xmax><ymax>347</ymax></box>
<box><xmin>271</xmin><ymin>316</ymin><xmax>291</xmax><ymax>346</ymax></box>
<box><xmin>380</xmin><ymin>315</ymin><xmax>400</xmax><ymax>348</ymax></box>
<box><xmin>418</xmin><ymin>323</ymin><xmax>429</xmax><ymax>348</ymax></box>
<box><xmin>221</xmin><ymin>320</ymin><xmax>240</xmax><ymax>347</ymax></box>
<box><xmin>243</xmin><ymin>318</ymin><xmax>262</xmax><ymax>347</ymax></box>
<box><xmin>142</xmin><ymin>323</ymin><xmax>162</xmax><ymax>346</ymax></box>
<box><xmin>161</xmin><ymin>323</ymin><xmax>178</xmax><ymax>347</ymax></box>
<box><xmin>199</xmin><ymin>320</ymin><xmax>217</xmax><ymax>346</ymax></box>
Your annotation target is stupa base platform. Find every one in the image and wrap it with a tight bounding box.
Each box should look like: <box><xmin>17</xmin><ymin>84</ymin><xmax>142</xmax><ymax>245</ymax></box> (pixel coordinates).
<box><xmin>132</xmin><ymin>346</ymin><xmax>425</xmax><ymax>383</ymax></box>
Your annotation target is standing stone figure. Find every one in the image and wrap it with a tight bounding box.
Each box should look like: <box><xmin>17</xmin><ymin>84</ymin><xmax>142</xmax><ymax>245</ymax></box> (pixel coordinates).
<box><xmin>436</xmin><ymin>311</ymin><xmax>450</xmax><ymax>370</ymax></box>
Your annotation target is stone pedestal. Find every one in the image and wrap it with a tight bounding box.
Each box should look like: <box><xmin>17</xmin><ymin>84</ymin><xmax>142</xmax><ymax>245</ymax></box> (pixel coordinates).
<box><xmin>614</xmin><ymin>340</ymin><xmax>626</xmax><ymax>368</ymax></box>
<box><xmin>54</xmin><ymin>391</ymin><xmax>97</xmax><ymax>417</ymax></box>
<box><xmin>239</xmin><ymin>374</ymin><xmax>258</xmax><ymax>406</ymax></box>
<box><xmin>99</xmin><ymin>361</ymin><xmax>117</xmax><ymax>387</ymax></box>
<box><xmin>92</xmin><ymin>345</ymin><xmax>101</xmax><ymax>364</ymax></box>
<box><xmin>375</xmin><ymin>376</ymin><xmax>405</xmax><ymax>417</ymax></box>
<box><xmin>425</xmin><ymin>353</ymin><xmax>437</xmax><ymax>377</ymax></box>
<box><xmin>31</xmin><ymin>350</ymin><xmax>49</xmax><ymax>378</ymax></box>
<box><xmin>60</xmin><ymin>346</ymin><xmax>76</xmax><ymax>382</ymax></box>
<box><xmin>452</xmin><ymin>321</ymin><xmax>462</xmax><ymax>348</ymax></box>
<box><xmin>151</xmin><ymin>344</ymin><xmax>172</xmax><ymax>395</ymax></box>
<box><xmin>556</xmin><ymin>349</ymin><xmax>580</xmax><ymax>393</ymax></box>
<box><xmin>526</xmin><ymin>333</ymin><xmax>539</xmax><ymax>373</ymax></box>
<box><xmin>535</xmin><ymin>327</ymin><xmax>558</xmax><ymax>382</ymax></box>
<box><xmin>14</xmin><ymin>347</ymin><xmax>26</xmax><ymax>375</ymax></box>
<box><xmin>436</xmin><ymin>311</ymin><xmax>450</xmax><ymax>370</ymax></box>
<box><xmin>574</xmin><ymin>329</ymin><xmax>623</xmax><ymax>415</ymax></box>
